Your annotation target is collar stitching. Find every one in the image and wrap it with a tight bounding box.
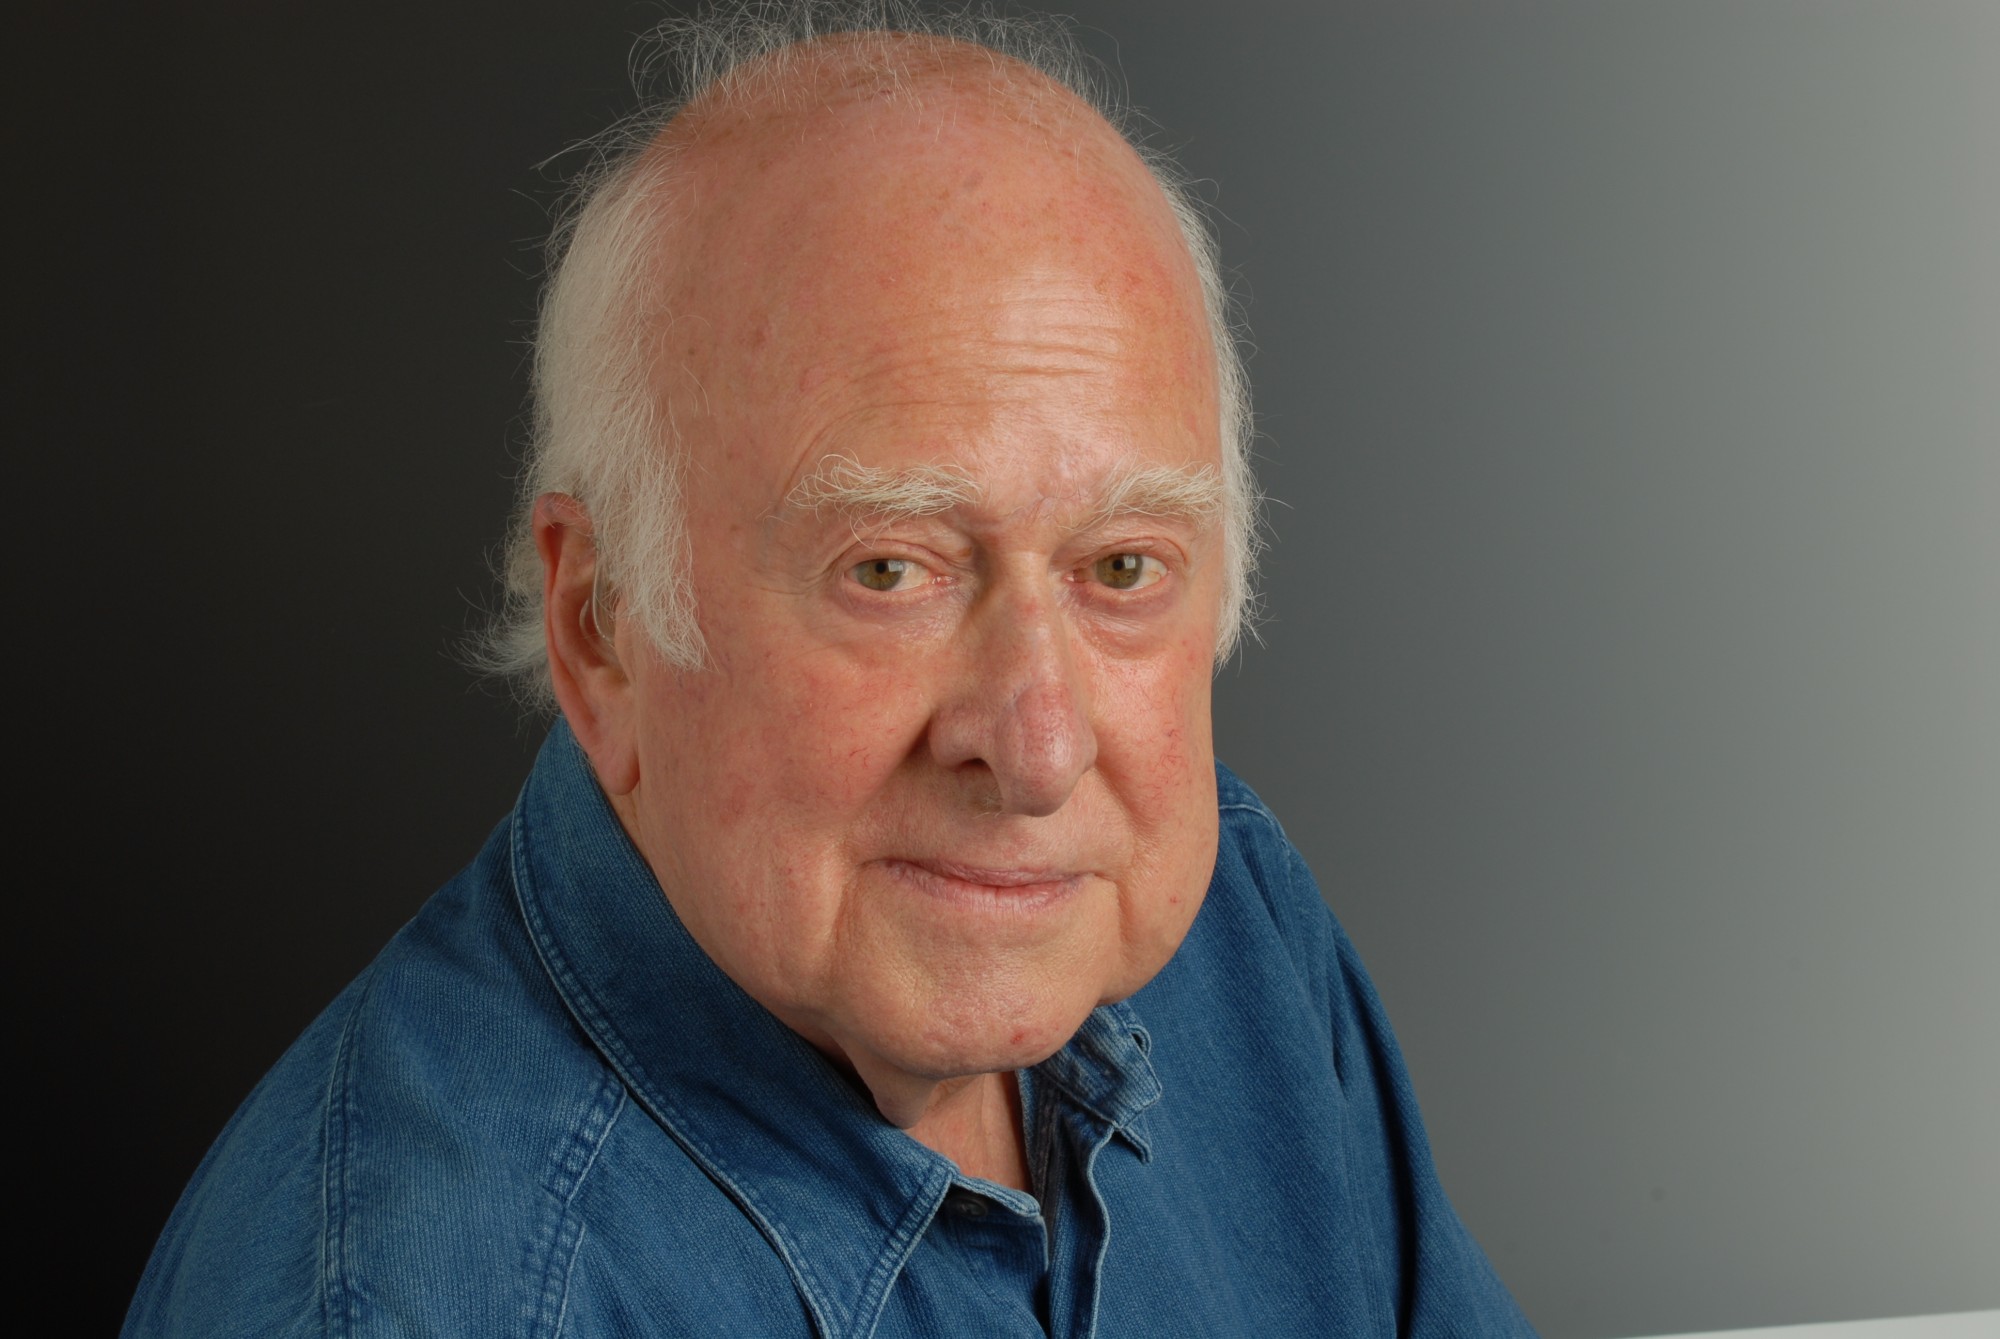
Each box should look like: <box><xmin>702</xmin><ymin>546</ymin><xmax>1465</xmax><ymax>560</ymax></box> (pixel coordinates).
<box><xmin>509</xmin><ymin>802</ymin><xmax>853</xmax><ymax>1336</ymax></box>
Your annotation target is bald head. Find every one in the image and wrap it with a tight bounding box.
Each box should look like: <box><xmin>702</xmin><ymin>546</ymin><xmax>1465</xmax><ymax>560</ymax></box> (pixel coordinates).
<box><xmin>481</xmin><ymin>8</ymin><xmax>1257</xmax><ymax>702</ymax></box>
<box><xmin>660</xmin><ymin>33</ymin><xmax>1208</xmax><ymax>319</ymax></box>
<box><xmin>657</xmin><ymin>37</ymin><xmax>1216</xmax><ymax>491</ymax></box>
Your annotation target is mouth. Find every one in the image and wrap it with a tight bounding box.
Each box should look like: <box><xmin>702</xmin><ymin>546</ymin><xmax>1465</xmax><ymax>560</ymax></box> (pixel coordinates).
<box><xmin>880</xmin><ymin>858</ymin><xmax>1087</xmax><ymax>910</ymax></box>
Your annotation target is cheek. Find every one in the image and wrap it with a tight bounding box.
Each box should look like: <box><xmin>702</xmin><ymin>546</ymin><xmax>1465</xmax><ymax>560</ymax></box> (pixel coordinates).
<box><xmin>1099</xmin><ymin>638</ymin><xmax>1214</xmax><ymax>803</ymax></box>
<box><xmin>684</xmin><ymin>642</ymin><xmax>944</xmax><ymax>824</ymax></box>
<box><xmin>1139</xmin><ymin>645</ymin><xmax>1220</xmax><ymax>915</ymax></box>
<box><xmin>1095</xmin><ymin>645</ymin><xmax>1218</xmax><ymax>999</ymax></box>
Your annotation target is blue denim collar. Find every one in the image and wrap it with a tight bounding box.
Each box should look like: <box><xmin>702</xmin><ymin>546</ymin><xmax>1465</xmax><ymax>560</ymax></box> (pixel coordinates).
<box><xmin>508</xmin><ymin>722</ymin><xmax>1160</xmax><ymax>1339</ymax></box>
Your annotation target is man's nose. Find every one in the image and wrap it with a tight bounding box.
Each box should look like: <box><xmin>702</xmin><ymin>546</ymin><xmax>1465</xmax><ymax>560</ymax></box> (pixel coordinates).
<box><xmin>926</xmin><ymin>587</ymin><xmax>1097</xmax><ymax>816</ymax></box>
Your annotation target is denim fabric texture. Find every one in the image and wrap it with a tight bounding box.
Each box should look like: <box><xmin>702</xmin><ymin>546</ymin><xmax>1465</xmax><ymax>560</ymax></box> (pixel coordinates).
<box><xmin>125</xmin><ymin>723</ymin><xmax>1536</xmax><ymax>1338</ymax></box>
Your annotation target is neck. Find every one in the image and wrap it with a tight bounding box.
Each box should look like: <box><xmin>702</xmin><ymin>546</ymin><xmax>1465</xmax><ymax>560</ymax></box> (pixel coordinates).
<box><xmin>903</xmin><ymin>1070</ymin><xmax>1031</xmax><ymax>1190</ymax></box>
<box><xmin>836</xmin><ymin>1048</ymin><xmax>1032</xmax><ymax>1191</ymax></box>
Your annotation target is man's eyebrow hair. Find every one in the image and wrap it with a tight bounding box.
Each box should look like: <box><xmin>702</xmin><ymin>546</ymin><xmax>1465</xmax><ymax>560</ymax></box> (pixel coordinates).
<box><xmin>783</xmin><ymin>454</ymin><xmax>981</xmax><ymax>520</ymax></box>
<box><xmin>782</xmin><ymin>455</ymin><xmax>1225</xmax><ymax>531</ymax></box>
<box><xmin>1087</xmin><ymin>462</ymin><xmax>1227</xmax><ymax>526</ymax></box>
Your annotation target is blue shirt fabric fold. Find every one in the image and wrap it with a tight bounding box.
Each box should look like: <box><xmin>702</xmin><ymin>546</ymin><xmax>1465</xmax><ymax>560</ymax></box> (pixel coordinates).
<box><xmin>125</xmin><ymin>723</ymin><xmax>1535</xmax><ymax>1337</ymax></box>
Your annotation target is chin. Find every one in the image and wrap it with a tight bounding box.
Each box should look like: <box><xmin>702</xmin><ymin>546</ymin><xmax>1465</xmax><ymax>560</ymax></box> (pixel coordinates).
<box><xmin>892</xmin><ymin>980</ymin><xmax>1108</xmax><ymax>1079</ymax></box>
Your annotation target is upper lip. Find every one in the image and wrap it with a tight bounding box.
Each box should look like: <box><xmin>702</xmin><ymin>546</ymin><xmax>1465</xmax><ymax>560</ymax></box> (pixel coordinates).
<box><xmin>893</xmin><ymin>858</ymin><xmax>1083</xmax><ymax>887</ymax></box>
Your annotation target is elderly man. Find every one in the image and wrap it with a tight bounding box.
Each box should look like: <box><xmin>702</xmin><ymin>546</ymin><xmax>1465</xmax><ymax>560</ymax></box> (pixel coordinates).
<box><xmin>128</xmin><ymin>4</ymin><xmax>1533</xmax><ymax>1336</ymax></box>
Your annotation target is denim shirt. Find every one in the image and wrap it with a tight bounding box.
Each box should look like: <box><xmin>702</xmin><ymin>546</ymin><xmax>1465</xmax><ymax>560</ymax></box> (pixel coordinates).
<box><xmin>126</xmin><ymin>724</ymin><xmax>1535</xmax><ymax>1338</ymax></box>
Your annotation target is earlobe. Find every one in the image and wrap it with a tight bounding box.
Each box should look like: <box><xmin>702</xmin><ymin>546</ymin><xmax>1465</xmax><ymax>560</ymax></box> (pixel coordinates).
<box><xmin>535</xmin><ymin>494</ymin><xmax>641</xmax><ymax>795</ymax></box>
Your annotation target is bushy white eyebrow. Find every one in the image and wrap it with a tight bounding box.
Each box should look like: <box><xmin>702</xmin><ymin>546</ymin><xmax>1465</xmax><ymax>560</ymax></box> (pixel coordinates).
<box><xmin>784</xmin><ymin>454</ymin><xmax>981</xmax><ymax>520</ymax></box>
<box><xmin>1087</xmin><ymin>462</ymin><xmax>1226</xmax><ymax>527</ymax></box>
<box><xmin>782</xmin><ymin>454</ymin><xmax>1223</xmax><ymax>530</ymax></box>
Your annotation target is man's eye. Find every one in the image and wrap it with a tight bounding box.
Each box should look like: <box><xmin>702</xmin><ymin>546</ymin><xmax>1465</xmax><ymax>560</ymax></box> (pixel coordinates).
<box><xmin>1092</xmin><ymin>553</ymin><xmax>1165</xmax><ymax>591</ymax></box>
<box><xmin>848</xmin><ymin>557</ymin><xmax>928</xmax><ymax>592</ymax></box>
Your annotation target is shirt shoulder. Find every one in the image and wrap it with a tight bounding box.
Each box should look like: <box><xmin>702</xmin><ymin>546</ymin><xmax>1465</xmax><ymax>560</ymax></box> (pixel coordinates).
<box><xmin>1145</xmin><ymin>761</ymin><xmax>1539</xmax><ymax>1337</ymax></box>
<box><xmin>125</xmin><ymin>819</ymin><xmax>629</xmax><ymax>1339</ymax></box>
<box><xmin>1207</xmin><ymin>760</ymin><xmax>1342</xmax><ymax>1008</ymax></box>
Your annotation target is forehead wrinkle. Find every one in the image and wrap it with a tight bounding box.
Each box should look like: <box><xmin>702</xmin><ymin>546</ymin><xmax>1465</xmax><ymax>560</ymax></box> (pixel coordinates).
<box><xmin>791</xmin><ymin>308</ymin><xmax>1141</xmax><ymax>401</ymax></box>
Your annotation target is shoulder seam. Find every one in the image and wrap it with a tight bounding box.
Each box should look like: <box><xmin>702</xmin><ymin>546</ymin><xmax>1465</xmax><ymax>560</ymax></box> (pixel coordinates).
<box><xmin>319</xmin><ymin>961</ymin><xmax>384</xmax><ymax>1339</ymax></box>
<box><xmin>527</xmin><ymin>1069</ymin><xmax>627</xmax><ymax>1339</ymax></box>
<box><xmin>1217</xmin><ymin>800</ymin><xmax>1286</xmax><ymax>838</ymax></box>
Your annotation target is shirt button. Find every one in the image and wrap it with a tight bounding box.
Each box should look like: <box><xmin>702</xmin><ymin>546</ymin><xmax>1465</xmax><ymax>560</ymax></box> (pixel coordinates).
<box><xmin>948</xmin><ymin>1193</ymin><xmax>990</xmax><ymax>1219</ymax></box>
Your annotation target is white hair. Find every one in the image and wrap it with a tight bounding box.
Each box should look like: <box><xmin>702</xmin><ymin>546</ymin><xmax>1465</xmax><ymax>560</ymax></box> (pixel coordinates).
<box><xmin>475</xmin><ymin>0</ymin><xmax>1260</xmax><ymax>707</ymax></box>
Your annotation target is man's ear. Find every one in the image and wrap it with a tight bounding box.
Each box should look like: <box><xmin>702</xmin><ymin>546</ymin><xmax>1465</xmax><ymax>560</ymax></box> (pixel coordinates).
<box><xmin>535</xmin><ymin>493</ymin><xmax>641</xmax><ymax>795</ymax></box>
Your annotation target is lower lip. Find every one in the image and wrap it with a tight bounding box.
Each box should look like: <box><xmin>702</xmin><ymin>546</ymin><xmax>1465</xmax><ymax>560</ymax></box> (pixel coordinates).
<box><xmin>880</xmin><ymin>860</ymin><xmax>1085</xmax><ymax>912</ymax></box>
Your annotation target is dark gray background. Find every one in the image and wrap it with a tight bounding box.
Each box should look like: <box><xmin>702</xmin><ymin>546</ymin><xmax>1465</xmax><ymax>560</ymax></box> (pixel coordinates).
<box><xmin>24</xmin><ymin>3</ymin><xmax>1996</xmax><ymax>1334</ymax></box>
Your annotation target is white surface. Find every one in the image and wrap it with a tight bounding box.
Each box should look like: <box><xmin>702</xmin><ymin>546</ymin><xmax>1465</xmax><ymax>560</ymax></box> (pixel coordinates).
<box><xmin>1634</xmin><ymin>1311</ymin><xmax>1999</xmax><ymax>1339</ymax></box>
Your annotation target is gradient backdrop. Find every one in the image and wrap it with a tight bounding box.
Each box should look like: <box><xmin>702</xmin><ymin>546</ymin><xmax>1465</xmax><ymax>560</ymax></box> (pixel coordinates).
<box><xmin>25</xmin><ymin>3</ymin><xmax>1996</xmax><ymax>1335</ymax></box>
